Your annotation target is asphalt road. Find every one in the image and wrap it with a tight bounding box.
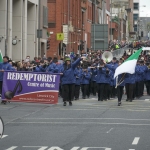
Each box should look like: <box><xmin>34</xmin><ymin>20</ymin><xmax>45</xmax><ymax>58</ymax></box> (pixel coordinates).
<box><xmin>0</xmin><ymin>94</ymin><xmax>150</xmax><ymax>150</ymax></box>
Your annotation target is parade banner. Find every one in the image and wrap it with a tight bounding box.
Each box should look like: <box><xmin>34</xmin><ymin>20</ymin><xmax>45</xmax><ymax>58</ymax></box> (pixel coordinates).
<box><xmin>2</xmin><ymin>71</ymin><xmax>60</xmax><ymax>104</ymax></box>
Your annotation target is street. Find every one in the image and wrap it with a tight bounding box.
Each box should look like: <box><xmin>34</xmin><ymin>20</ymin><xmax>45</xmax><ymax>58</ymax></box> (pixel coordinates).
<box><xmin>0</xmin><ymin>95</ymin><xmax>150</xmax><ymax>150</ymax></box>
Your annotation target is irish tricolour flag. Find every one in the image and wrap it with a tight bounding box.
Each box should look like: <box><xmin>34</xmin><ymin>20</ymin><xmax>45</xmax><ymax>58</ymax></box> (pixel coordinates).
<box><xmin>114</xmin><ymin>48</ymin><xmax>142</xmax><ymax>78</ymax></box>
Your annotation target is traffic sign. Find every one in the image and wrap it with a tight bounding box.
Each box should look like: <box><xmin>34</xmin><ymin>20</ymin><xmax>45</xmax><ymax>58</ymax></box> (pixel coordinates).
<box><xmin>57</xmin><ymin>33</ymin><xmax>64</xmax><ymax>40</ymax></box>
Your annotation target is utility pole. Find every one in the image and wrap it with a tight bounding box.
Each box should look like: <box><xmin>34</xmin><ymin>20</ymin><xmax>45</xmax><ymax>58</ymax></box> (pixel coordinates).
<box><xmin>67</xmin><ymin>0</ymin><xmax>70</xmax><ymax>54</ymax></box>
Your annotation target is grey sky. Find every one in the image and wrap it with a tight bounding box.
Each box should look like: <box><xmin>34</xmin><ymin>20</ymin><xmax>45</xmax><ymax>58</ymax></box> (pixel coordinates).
<box><xmin>140</xmin><ymin>0</ymin><xmax>150</xmax><ymax>17</ymax></box>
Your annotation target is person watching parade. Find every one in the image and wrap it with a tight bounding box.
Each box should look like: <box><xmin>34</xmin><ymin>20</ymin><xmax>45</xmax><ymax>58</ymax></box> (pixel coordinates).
<box><xmin>0</xmin><ymin>56</ymin><xmax>12</xmax><ymax>104</ymax></box>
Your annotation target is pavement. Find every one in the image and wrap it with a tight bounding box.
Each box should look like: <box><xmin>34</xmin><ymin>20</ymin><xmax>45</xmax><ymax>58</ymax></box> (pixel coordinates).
<box><xmin>0</xmin><ymin>94</ymin><xmax>150</xmax><ymax>150</ymax></box>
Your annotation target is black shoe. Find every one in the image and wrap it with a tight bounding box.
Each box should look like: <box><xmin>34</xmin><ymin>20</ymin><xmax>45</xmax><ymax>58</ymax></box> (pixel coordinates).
<box><xmin>63</xmin><ymin>102</ymin><xmax>67</xmax><ymax>106</ymax></box>
<box><xmin>130</xmin><ymin>100</ymin><xmax>132</xmax><ymax>102</ymax></box>
<box><xmin>118</xmin><ymin>102</ymin><xmax>121</xmax><ymax>106</ymax></box>
<box><xmin>98</xmin><ymin>98</ymin><xmax>100</xmax><ymax>101</ymax></box>
<box><xmin>82</xmin><ymin>97</ymin><xmax>86</xmax><ymax>99</ymax></box>
<box><xmin>1</xmin><ymin>101</ymin><xmax>6</xmax><ymax>105</ymax></box>
<box><xmin>69</xmin><ymin>102</ymin><xmax>72</xmax><ymax>106</ymax></box>
<box><xmin>126</xmin><ymin>99</ymin><xmax>129</xmax><ymax>101</ymax></box>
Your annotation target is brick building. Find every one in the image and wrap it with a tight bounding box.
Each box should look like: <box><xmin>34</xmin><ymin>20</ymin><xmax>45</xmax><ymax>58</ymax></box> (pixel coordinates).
<box><xmin>47</xmin><ymin>0</ymin><xmax>83</xmax><ymax>57</ymax></box>
<box><xmin>47</xmin><ymin>0</ymin><xmax>110</xmax><ymax>57</ymax></box>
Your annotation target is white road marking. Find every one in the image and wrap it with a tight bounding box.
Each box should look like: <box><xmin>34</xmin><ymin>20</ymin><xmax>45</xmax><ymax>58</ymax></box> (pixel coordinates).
<box><xmin>70</xmin><ymin>147</ymin><xmax>80</xmax><ymax>150</ymax></box>
<box><xmin>132</xmin><ymin>137</ymin><xmax>140</xmax><ymax>145</ymax></box>
<box><xmin>145</xmin><ymin>99</ymin><xmax>150</xmax><ymax>101</ymax></box>
<box><xmin>8</xmin><ymin>122</ymin><xmax>150</xmax><ymax>126</ymax></box>
<box><xmin>106</xmin><ymin>128</ymin><xmax>113</xmax><ymax>133</ymax></box>
<box><xmin>23</xmin><ymin>146</ymin><xmax>48</xmax><ymax>150</ymax></box>
<box><xmin>2</xmin><ymin>135</ymin><xmax>8</xmax><ymax>139</ymax></box>
<box><xmin>5</xmin><ymin>146</ymin><xmax>18</xmax><ymax>150</ymax></box>
<box><xmin>24</xmin><ymin>118</ymin><xmax>150</xmax><ymax>121</ymax></box>
<box><xmin>80</xmin><ymin>147</ymin><xmax>111</xmax><ymax>150</ymax></box>
<box><xmin>129</xmin><ymin>149</ymin><xmax>135</xmax><ymax>150</ymax></box>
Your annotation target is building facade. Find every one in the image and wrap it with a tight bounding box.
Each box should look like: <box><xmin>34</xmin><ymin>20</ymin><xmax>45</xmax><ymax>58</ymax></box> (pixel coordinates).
<box><xmin>139</xmin><ymin>17</ymin><xmax>150</xmax><ymax>40</ymax></box>
<box><xmin>47</xmin><ymin>0</ymin><xmax>110</xmax><ymax>57</ymax></box>
<box><xmin>133</xmin><ymin>0</ymin><xmax>139</xmax><ymax>32</ymax></box>
<box><xmin>0</xmin><ymin>0</ymin><xmax>47</xmax><ymax>61</ymax></box>
<box><xmin>110</xmin><ymin>0</ymin><xmax>134</xmax><ymax>41</ymax></box>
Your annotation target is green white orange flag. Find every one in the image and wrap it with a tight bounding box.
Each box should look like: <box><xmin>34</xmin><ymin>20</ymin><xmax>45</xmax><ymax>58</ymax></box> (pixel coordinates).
<box><xmin>0</xmin><ymin>50</ymin><xmax>3</xmax><ymax>63</ymax></box>
<box><xmin>114</xmin><ymin>48</ymin><xmax>143</xmax><ymax>78</ymax></box>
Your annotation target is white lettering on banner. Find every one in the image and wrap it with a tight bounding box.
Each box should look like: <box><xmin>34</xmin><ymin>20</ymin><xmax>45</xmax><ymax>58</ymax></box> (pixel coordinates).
<box><xmin>27</xmin><ymin>82</ymin><xmax>39</xmax><ymax>87</ymax></box>
<box><xmin>47</xmin><ymin>147</ymin><xmax>64</xmax><ymax>150</ymax></box>
<box><xmin>45</xmin><ymin>83</ymin><xmax>55</xmax><ymax>88</ymax></box>
<box><xmin>7</xmin><ymin>72</ymin><xmax>57</xmax><ymax>83</ymax></box>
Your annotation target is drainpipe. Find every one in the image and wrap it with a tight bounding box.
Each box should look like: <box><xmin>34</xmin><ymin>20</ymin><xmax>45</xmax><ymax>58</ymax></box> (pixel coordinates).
<box><xmin>38</xmin><ymin>0</ymin><xmax>41</xmax><ymax>57</ymax></box>
<box><xmin>6</xmin><ymin>0</ymin><xmax>8</xmax><ymax>56</ymax></box>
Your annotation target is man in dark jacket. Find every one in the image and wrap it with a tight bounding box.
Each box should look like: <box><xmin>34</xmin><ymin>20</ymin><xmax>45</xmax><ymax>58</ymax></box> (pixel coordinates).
<box><xmin>0</xmin><ymin>56</ymin><xmax>12</xmax><ymax>104</ymax></box>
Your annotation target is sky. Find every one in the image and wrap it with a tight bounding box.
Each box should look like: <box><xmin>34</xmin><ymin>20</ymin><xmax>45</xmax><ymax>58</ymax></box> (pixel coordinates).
<box><xmin>140</xmin><ymin>0</ymin><xmax>150</xmax><ymax>17</ymax></box>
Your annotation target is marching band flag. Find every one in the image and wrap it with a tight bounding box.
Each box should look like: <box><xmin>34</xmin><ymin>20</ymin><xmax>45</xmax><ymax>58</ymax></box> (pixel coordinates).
<box><xmin>114</xmin><ymin>48</ymin><xmax>143</xmax><ymax>78</ymax></box>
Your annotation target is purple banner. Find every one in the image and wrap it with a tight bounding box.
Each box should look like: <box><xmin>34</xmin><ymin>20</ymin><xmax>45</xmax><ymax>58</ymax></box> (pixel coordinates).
<box><xmin>2</xmin><ymin>71</ymin><xmax>60</xmax><ymax>104</ymax></box>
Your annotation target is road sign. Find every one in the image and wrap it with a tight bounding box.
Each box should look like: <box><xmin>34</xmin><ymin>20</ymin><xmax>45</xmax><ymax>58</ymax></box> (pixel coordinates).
<box><xmin>57</xmin><ymin>33</ymin><xmax>64</xmax><ymax>41</ymax></box>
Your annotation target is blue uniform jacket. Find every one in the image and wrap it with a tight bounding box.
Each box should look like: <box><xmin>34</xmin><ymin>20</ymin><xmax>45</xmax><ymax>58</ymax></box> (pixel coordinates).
<box><xmin>81</xmin><ymin>71</ymin><xmax>91</xmax><ymax>84</ymax></box>
<box><xmin>125</xmin><ymin>73</ymin><xmax>136</xmax><ymax>84</ymax></box>
<box><xmin>94</xmin><ymin>67</ymin><xmax>110</xmax><ymax>84</ymax></box>
<box><xmin>0</xmin><ymin>62</ymin><xmax>12</xmax><ymax>81</ymax></box>
<box><xmin>33</xmin><ymin>66</ymin><xmax>46</xmax><ymax>72</ymax></box>
<box><xmin>115</xmin><ymin>74</ymin><xmax>126</xmax><ymax>87</ymax></box>
<box><xmin>46</xmin><ymin>62</ymin><xmax>58</xmax><ymax>73</ymax></box>
<box><xmin>60</xmin><ymin>58</ymin><xmax>81</xmax><ymax>85</ymax></box>
<box><xmin>74</xmin><ymin>68</ymin><xmax>82</xmax><ymax>85</ymax></box>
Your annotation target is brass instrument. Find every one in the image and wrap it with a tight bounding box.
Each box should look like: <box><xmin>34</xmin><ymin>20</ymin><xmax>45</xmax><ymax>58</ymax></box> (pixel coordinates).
<box><xmin>102</xmin><ymin>51</ymin><xmax>113</xmax><ymax>63</ymax></box>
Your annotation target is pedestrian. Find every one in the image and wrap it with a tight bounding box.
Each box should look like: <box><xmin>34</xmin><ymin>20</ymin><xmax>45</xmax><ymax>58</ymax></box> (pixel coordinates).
<box><xmin>0</xmin><ymin>56</ymin><xmax>12</xmax><ymax>104</ymax></box>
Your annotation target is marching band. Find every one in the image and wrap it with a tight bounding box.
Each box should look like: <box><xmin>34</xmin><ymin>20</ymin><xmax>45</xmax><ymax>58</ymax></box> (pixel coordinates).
<box><xmin>0</xmin><ymin>48</ymin><xmax>150</xmax><ymax>106</ymax></box>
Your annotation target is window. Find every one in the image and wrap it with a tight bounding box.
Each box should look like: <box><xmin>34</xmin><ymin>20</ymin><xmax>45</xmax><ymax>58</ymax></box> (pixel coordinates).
<box><xmin>133</xmin><ymin>14</ymin><xmax>139</xmax><ymax>20</ymax></box>
<box><xmin>134</xmin><ymin>3</ymin><xmax>139</xmax><ymax>10</ymax></box>
<box><xmin>48</xmin><ymin>22</ymin><xmax>56</xmax><ymax>28</ymax></box>
<box><xmin>134</xmin><ymin>25</ymin><xmax>137</xmax><ymax>32</ymax></box>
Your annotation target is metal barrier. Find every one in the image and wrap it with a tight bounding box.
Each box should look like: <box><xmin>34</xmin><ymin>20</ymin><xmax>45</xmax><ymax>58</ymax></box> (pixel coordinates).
<box><xmin>112</xmin><ymin>46</ymin><xmax>129</xmax><ymax>59</ymax></box>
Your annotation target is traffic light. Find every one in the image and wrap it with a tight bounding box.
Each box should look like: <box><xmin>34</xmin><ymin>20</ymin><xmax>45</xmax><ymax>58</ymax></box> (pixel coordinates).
<box><xmin>47</xmin><ymin>39</ymin><xmax>50</xmax><ymax>50</ymax></box>
<box><xmin>80</xmin><ymin>41</ymin><xmax>84</xmax><ymax>51</ymax></box>
<box><xmin>141</xmin><ymin>31</ymin><xmax>143</xmax><ymax>37</ymax></box>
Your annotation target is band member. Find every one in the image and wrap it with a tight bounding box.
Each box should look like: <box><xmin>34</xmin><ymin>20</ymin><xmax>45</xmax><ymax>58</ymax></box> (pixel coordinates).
<box><xmin>74</xmin><ymin>65</ymin><xmax>82</xmax><ymax>100</ymax></box>
<box><xmin>94</xmin><ymin>62</ymin><xmax>110</xmax><ymax>101</ymax></box>
<box><xmin>115</xmin><ymin>73</ymin><xmax>126</xmax><ymax>106</ymax></box>
<box><xmin>125</xmin><ymin>64</ymin><xmax>142</xmax><ymax>102</ymax></box>
<box><xmin>81</xmin><ymin>67</ymin><xmax>91</xmax><ymax>99</ymax></box>
<box><xmin>60</xmin><ymin>57</ymin><xmax>82</xmax><ymax>106</ymax></box>
<box><xmin>90</xmin><ymin>64</ymin><xmax>97</xmax><ymax>96</ymax></box>
<box><xmin>106</xmin><ymin>57</ymin><xmax>118</xmax><ymax>98</ymax></box>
